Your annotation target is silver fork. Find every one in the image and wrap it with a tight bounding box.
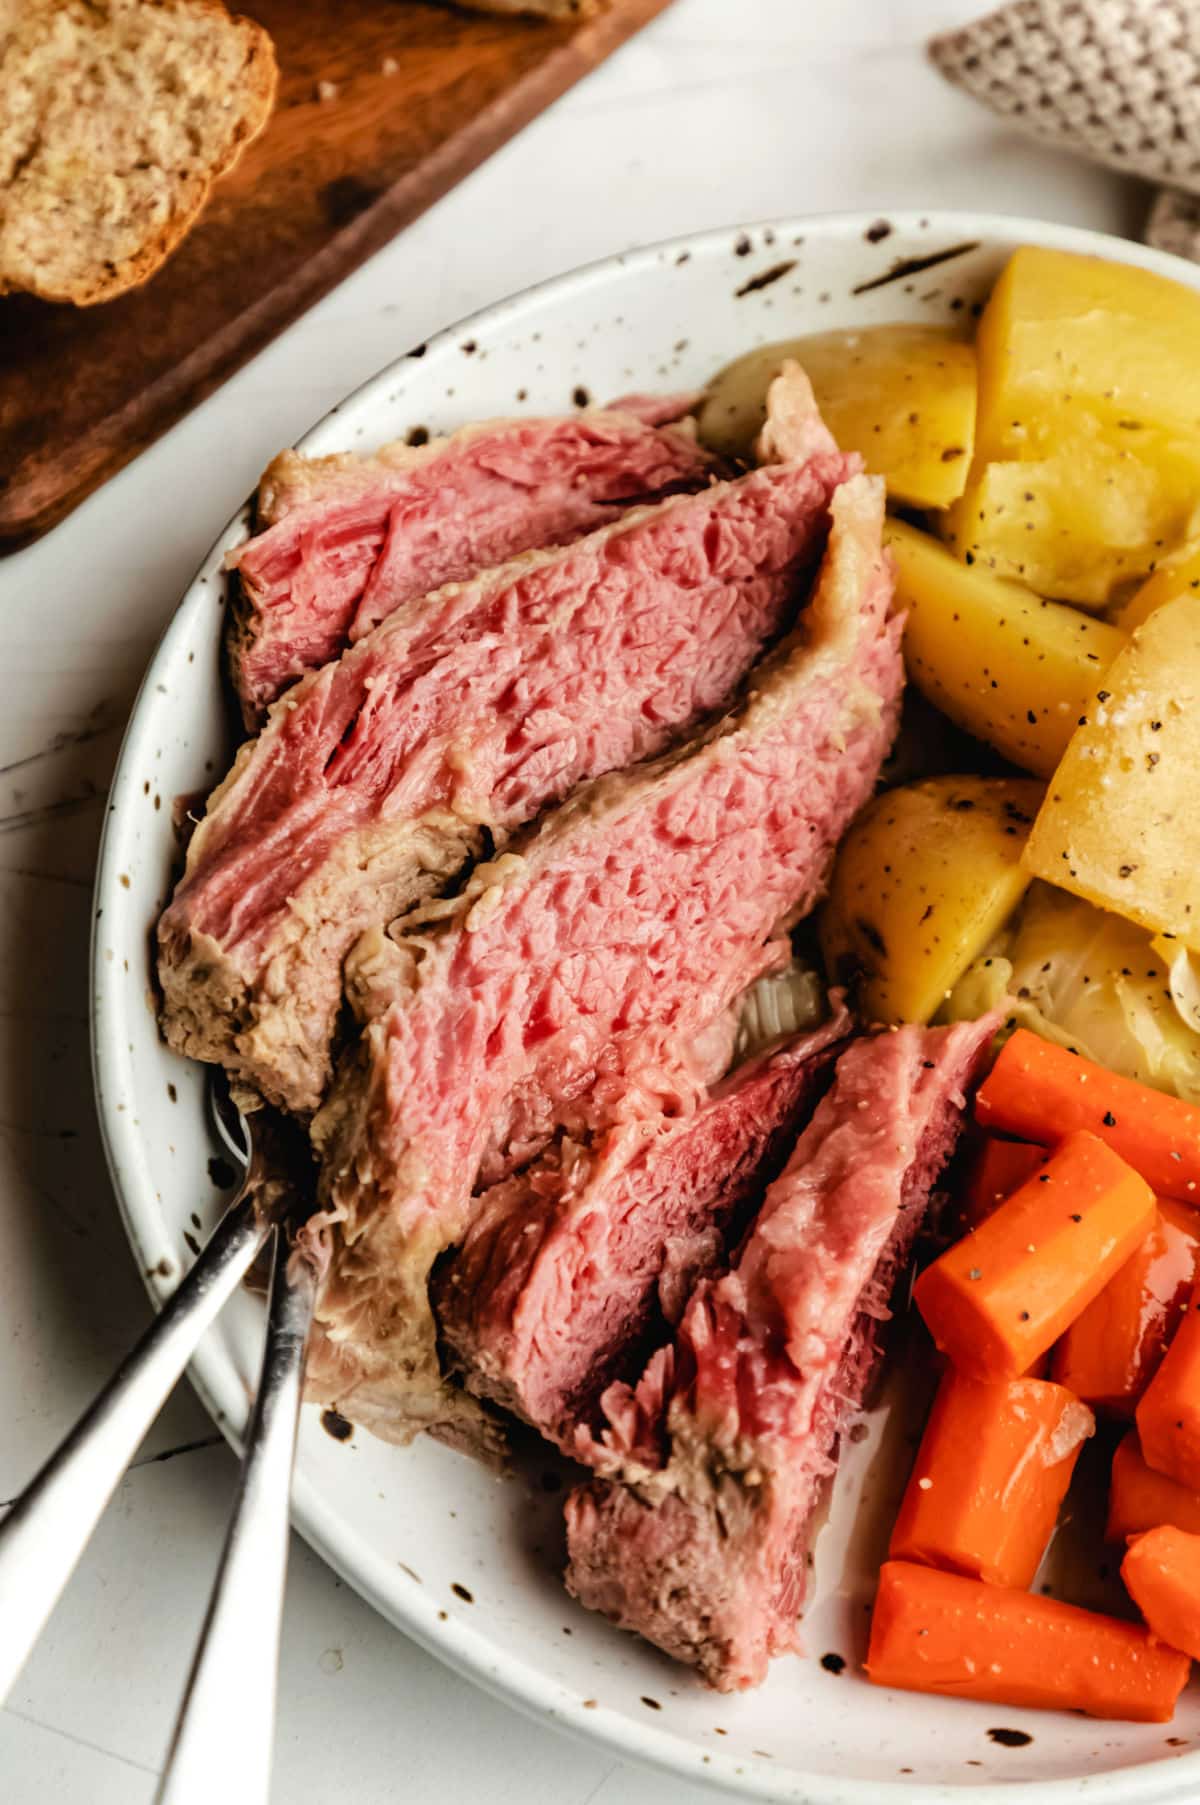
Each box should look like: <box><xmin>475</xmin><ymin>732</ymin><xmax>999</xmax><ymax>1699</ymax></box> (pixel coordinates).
<box><xmin>0</xmin><ymin>1077</ymin><xmax>318</xmax><ymax>1803</ymax></box>
<box><xmin>157</xmin><ymin>1217</ymin><xmax>318</xmax><ymax>1804</ymax></box>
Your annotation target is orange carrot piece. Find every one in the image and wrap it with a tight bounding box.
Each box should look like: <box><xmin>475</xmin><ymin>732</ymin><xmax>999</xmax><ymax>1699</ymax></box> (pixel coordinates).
<box><xmin>889</xmin><ymin>1371</ymin><xmax>1093</xmax><ymax>1587</ymax></box>
<box><xmin>1137</xmin><ymin>1279</ymin><xmax>1200</xmax><ymax>1491</ymax></box>
<box><xmin>1053</xmin><ymin>1198</ymin><xmax>1200</xmax><ymax>1415</ymax></box>
<box><xmin>976</xmin><ymin>1028</ymin><xmax>1200</xmax><ymax>1203</ymax></box>
<box><xmin>915</xmin><ymin>1130</ymin><xmax>1157</xmax><ymax>1379</ymax></box>
<box><xmin>1107</xmin><ymin>1430</ymin><xmax>1200</xmax><ymax>1543</ymax></box>
<box><xmin>960</xmin><ymin>1136</ymin><xmax>1048</xmax><ymax>1230</ymax></box>
<box><xmin>866</xmin><ymin>1561</ymin><xmax>1189</xmax><ymax>1722</ymax></box>
<box><xmin>1123</xmin><ymin>1525</ymin><xmax>1200</xmax><ymax>1662</ymax></box>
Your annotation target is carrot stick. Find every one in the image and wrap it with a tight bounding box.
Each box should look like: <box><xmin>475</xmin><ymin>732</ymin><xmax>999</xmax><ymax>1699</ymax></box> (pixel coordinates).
<box><xmin>866</xmin><ymin>1561</ymin><xmax>1190</xmax><ymax>1722</ymax></box>
<box><xmin>889</xmin><ymin>1371</ymin><xmax>1093</xmax><ymax>1587</ymax></box>
<box><xmin>1107</xmin><ymin>1430</ymin><xmax>1200</xmax><ymax>1543</ymax></box>
<box><xmin>914</xmin><ymin>1130</ymin><xmax>1157</xmax><ymax>1379</ymax></box>
<box><xmin>1122</xmin><ymin>1525</ymin><xmax>1200</xmax><ymax>1662</ymax></box>
<box><xmin>960</xmin><ymin>1136</ymin><xmax>1047</xmax><ymax>1230</ymax></box>
<box><xmin>1052</xmin><ymin>1199</ymin><xmax>1200</xmax><ymax>1415</ymax></box>
<box><xmin>976</xmin><ymin>1028</ymin><xmax>1200</xmax><ymax>1203</ymax></box>
<box><xmin>1137</xmin><ymin>1280</ymin><xmax>1200</xmax><ymax>1491</ymax></box>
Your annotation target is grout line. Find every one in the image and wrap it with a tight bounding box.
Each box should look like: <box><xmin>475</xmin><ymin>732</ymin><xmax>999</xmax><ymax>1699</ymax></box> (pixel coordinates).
<box><xmin>0</xmin><ymin>1432</ymin><xmax>224</xmax><ymax>1508</ymax></box>
<box><xmin>129</xmin><ymin>1433</ymin><xmax>223</xmax><ymax>1472</ymax></box>
<box><xmin>576</xmin><ymin>1761</ymin><xmax>621</xmax><ymax>1805</ymax></box>
<box><xmin>2</xmin><ymin>1702</ymin><xmax>160</xmax><ymax>1777</ymax></box>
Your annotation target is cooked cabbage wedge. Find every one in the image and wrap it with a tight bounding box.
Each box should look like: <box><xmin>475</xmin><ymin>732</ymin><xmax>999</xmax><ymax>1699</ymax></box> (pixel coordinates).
<box><xmin>819</xmin><ymin>775</ymin><xmax>1041</xmax><ymax>1025</ymax></box>
<box><xmin>733</xmin><ymin>960</ymin><xmax>828</xmax><ymax>1063</ymax></box>
<box><xmin>1023</xmin><ymin>596</ymin><xmax>1200</xmax><ymax>947</ymax></box>
<box><xmin>886</xmin><ymin>518</ymin><xmax>1124</xmax><ymax>777</ymax></box>
<box><xmin>944</xmin><ymin>883</ymin><xmax>1200</xmax><ymax>1103</ymax></box>
<box><xmin>698</xmin><ymin>324</ymin><xmax>976</xmax><ymax>506</ymax></box>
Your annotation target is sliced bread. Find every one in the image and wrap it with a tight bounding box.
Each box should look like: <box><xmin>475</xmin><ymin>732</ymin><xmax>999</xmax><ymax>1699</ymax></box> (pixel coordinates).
<box><xmin>0</xmin><ymin>0</ymin><xmax>276</xmax><ymax>306</ymax></box>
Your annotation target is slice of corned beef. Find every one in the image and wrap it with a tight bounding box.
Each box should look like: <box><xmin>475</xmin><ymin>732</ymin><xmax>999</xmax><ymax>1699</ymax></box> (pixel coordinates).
<box><xmin>159</xmin><ymin>451</ymin><xmax>851</xmax><ymax>1117</ymax></box>
<box><xmin>305</xmin><ymin>471</ymin><xmax>903</xmax><ymax>1444</ymax></box>
<box><xmin>226</xmin><ymin>409</ymin><xmax>714</xmax><ymax>721</ymax></box>
<box><xmin>562</xmin><ymin>1016</ymin><xmax>998</xmax><ymax>1693</ymax></box>
<box><xmin>435</xmin><ymin>1002</ymin><xmax>851</xmax><ymax>1448</ymax></box>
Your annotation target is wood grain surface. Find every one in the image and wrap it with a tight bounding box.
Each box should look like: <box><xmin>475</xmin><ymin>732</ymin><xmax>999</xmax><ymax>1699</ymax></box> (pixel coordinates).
<box><xmin>0</xmin><ymin>0</ymin><xmax>672</xmax><ymax>547</ymax></box>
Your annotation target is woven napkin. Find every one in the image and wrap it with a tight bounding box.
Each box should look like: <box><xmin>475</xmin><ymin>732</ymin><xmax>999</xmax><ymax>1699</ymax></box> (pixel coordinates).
<box><xmin>929</xmin><ymin>0</ymin><xmax>1200</xmax><ymax>259</ymax></box>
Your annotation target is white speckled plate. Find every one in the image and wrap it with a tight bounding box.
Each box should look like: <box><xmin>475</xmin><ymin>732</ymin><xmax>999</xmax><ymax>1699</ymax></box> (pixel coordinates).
<box><xmin>92</xmin><ymin>214</ymin><xmax>1200</xmax><ymax>1802</ymax></box>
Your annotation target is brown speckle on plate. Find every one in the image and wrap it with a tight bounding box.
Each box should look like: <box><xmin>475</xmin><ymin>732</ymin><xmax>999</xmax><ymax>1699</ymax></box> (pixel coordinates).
<box><xmin>735</xmin><ymin>260</ymin><xmax>797</xmax><ymax>299</ymax></box>
<box><xmin>865</xmin><ymin>219</ymin><xmax>893</xmax><ymax>243</ymax></box>
<box><xmin>321</xmin><ymin>1408</ymin><xmax>353</xmax><ymax>1443</ymax></box>
<box><xmin>640</xmin><ymin>1696</ymin><xmax>661</xmax><ymax>1710</ymax></box>
<box><xmin>988</xmin><ymin>1728</ymin><xmax>1033</xmax><ymax>1748</ymax></box>
<box><xmin>451</xmin><ymin>1582</ymin><xmax>474</xmax><ymax>1603</ymax></box>
<box><xmin>852</xmin><ymin>241</ymin><xmax>981</xmax><ymax>296</ymax></box>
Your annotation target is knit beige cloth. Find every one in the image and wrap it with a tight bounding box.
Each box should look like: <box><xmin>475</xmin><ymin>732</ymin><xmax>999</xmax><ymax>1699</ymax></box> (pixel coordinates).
<box><xmin>930</xmin><ymin>0</ymin><xmax>1200</xmax><ymax>257</ymax></box>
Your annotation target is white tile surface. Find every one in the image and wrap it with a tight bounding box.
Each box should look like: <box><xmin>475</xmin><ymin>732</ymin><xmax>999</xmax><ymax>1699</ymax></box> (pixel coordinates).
<box><xmin>0</xmin><ymin>0</ymin><xmax>1147</xmax><ymax>1797</ymax></box>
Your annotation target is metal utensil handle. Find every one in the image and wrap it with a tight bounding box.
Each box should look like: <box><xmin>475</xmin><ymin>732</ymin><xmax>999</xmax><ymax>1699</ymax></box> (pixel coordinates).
<box><xmin>157</xmin><ymin>1228</ymin><xmax>318</xmax><ymax>1805</ymax></box>
<box><xmin>0</xmin><ymin>1195</ymin><xmax>269</xmax><ymax>1706</ymax></box>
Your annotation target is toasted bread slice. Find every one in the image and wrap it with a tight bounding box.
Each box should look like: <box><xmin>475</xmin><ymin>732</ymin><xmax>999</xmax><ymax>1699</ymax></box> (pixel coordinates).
<box><xmin>0</xmin><ymin>0</ymin><xmax>276</xmax><ymax>306</ymax></box>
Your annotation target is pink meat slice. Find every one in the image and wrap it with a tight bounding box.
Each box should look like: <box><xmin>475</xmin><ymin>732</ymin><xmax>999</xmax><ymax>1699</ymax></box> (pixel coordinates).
<box><xmin>306</xmin><ymin>472</ymin><xmax>903</xmax><ymax>1444</ymax></box>
<box><xmin>562</xmin><ymin>1016</ymin><xmax>997</xmax><ymax>1692</ymax></box>
<box><xmin>159</xmin><ymin>453</ymin><xmax>851</xmax><ymax>1117</ymax></box>
<box><xmin>435</xmin><ymin>1004</ymin><xmax>851</xmax><ymax>1448</ymax></box>
<box><xmin>226</xmin><ymin>410</ymin><xmax>713</xmax><ymax>721</ymax></box>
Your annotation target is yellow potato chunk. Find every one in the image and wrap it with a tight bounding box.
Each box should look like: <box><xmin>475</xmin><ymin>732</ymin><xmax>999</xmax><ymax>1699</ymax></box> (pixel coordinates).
<box><xmin>1023</xmin><ymin>597</ymin><xmax>1200</xmax><ymax>947</ymax></box>
<box><xmin>975</xmin><ymin>245</ymin><xmax>1200</xmax><ymax>460</ymax></box>
<box><xmin>1114</xmin><ymin>540</ymin><xmax>1200</xmax><ymax>632</ymax></box>
<box><xmin>941</xmin><ymin>428</ymin><xmax>1200</xmax><ymax>608</ymax></box>
<box><xmin>819</xmin><ymin>775</ymin><xmax>1043</xmax><ymax>1025</ymax></box>
<box><xmin>885</xmin><ymin>519</ymin><xmax>1125</xmax><ymax>779</ymax></box>
<box><xmin>698</xmin><ymin>324</ymin><xmax>976</xmax><ymax>507</ymax></box>
<box><xmin>952</xmin><ymin>246</ymin><xmax>1200</xmax><ymax>605</ymax></box>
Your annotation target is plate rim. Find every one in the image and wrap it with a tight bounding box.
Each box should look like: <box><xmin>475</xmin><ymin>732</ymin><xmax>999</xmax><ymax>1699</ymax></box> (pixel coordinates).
<box><xmin>90</xmin><ymin>208</ymin><xmax>1200</xmax><ymax>1805</ymax></box>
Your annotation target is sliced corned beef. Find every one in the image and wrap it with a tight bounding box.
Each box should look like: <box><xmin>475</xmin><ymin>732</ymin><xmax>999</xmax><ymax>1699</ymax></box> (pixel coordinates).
<box><xmin>562</xmin><ymin>1015</ymin><xmax>998</xmax><ymax>1693</ymax></box>
<box><xmin>226</xmin><ymin>410</ymin><xmax>714</xmax><ymax>721</ymax></box>
<box><xmin>159</xmin><ymin>452</ymin><xmax>851</xmax><ymax>1117</ymax></box>
<box><xmin>435</xmin><ymin>1003</ymin><xmax>851</xmax><ymax>1448</ymax></box>
<box><xmin>305</xmin><ymin>472</ymin><xmax>903</xmax><ymax>1443</ymax></box>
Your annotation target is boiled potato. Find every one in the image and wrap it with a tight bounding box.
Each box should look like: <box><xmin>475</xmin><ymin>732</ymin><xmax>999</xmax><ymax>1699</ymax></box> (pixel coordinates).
<box><xmin>974</xmin><ymin>245</ymin><xmax>1200</xmax><ymax>460</ymax></box>
<box><xmin>886</xmin><ymin>519</ymin><xmax>1125</xmax><ymax>778</ymax></box>
<box><xmin>819</xmin><ymin>775</ymin><xmax>1043</xmax><ymax>1024</ymax></box>
<box><xmin>941</xmin><ymin>427</ymin><xmax>1200</xmax><ymax>607</ymax></box>
<box><xmin>698</xmin><ymin>324</ymin><xmax>976</xmax><ymax>507</ymax></box>
<box><xmin>949</xmin><ymin>246</ymin><xmax>1200</xmax><ymax>606</ymax></box>
<box><xmin>1113</xmin><ymin>539</ymin><xmax>1200</xmax><ymax>632</ymax></box>
<box><xmin>1023</xmin><ymin>597</ymin><xmax>1200</xmax><ymax>947</ymax></box>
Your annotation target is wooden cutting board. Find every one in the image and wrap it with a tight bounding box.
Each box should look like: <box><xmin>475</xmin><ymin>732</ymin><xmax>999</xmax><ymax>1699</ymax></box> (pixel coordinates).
<box><xmin>0</xmin><ymin>0</ymin><xmax>672</xmax><ymax>547</ymax></box>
